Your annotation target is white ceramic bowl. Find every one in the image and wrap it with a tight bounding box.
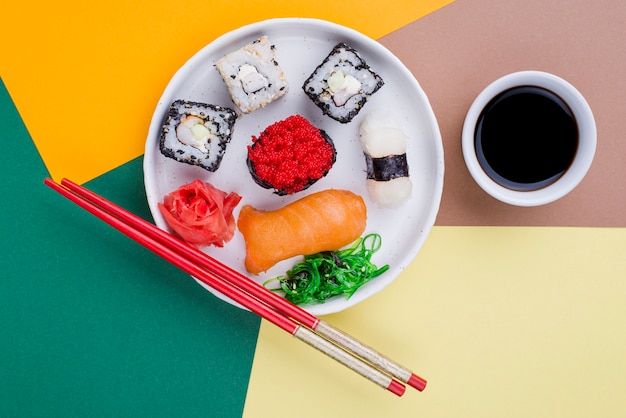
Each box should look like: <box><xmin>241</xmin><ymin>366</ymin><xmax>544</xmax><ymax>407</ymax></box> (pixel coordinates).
<box><xmin>462</xmin><ymin>71</ymin><xmax>596</xmax><ymax>206</ymax></box>
<box><xmin>144</xmin><ymin>18</ymin><xmax>444</xmax><ymax>315</ymax></box>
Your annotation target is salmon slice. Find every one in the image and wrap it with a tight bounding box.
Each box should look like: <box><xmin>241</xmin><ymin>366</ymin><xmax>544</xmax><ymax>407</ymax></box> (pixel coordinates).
<box><xmin>237</xmin><ymin>189</ymin><xmax>367</xmax><ymax>274</ymax></box>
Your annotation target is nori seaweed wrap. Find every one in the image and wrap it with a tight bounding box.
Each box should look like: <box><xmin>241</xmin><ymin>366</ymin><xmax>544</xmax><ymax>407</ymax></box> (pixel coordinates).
<box><xmin>302</xmin><ymin>43</ymin><xmax>384</xmax><ymax>123</ymax></box>
<box><xmin>159</xmin><ymin>100</ymin><xmax>237</xmax><ymax>172</ymax></box>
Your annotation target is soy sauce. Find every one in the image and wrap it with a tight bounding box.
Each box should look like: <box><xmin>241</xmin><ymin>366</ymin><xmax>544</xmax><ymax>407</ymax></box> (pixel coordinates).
<box><xmin>475</xmin><ymin>86</ymin><xmax>578</xmax><ymax>190</ymax></box>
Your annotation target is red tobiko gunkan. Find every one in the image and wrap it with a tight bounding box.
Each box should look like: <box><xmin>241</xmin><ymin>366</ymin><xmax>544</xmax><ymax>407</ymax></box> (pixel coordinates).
<box><xmin>158</xmin><ymin>180</ymin><xmax>241</xmax><ymax>247</ymax></box>
<box><xmin>246</xmin><ymin>114</ymin><xmax>336</xmax><ymax>195</ymax></box>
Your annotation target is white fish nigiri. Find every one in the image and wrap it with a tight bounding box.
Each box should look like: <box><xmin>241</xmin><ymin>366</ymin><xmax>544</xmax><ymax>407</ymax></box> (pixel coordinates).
<box><xmin>359</xmin><ymin>111</ymin><xmax>412</xmax><ymax>208</ymax></box>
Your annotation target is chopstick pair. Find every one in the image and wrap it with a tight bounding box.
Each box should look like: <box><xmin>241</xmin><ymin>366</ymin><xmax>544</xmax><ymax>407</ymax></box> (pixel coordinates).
<box><xmin>44</xmin><ymin>177</ymin><xmax>427</xmax><ymax>397</ymax></box>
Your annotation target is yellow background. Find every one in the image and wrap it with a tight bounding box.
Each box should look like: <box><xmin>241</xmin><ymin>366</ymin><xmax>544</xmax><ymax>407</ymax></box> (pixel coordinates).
<box><xmin>246</xmin><ymin>227</ymin><xmax>626</xmax><ymax>417</ymax></box>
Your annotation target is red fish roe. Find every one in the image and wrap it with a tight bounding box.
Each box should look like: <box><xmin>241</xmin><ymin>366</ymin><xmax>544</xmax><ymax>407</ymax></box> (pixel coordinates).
<box><xmin>247</xmin><ymin>114</ymin><xmax>336</xmax><ymax>195</ymax></box>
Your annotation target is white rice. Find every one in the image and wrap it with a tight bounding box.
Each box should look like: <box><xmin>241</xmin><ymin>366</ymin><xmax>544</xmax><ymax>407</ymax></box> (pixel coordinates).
<box><xmin>303</xmin><ymin>43</ymin><xmax>384</xmax><ymax>123</ymax></box>
<box><xmin>159</xmin><ymin>100</ymin><xmax>236</xmax><ymax>172</ymax></box>
<box><xmin>216</xmin><ymin>36</ymin><xmax>289</xmax><ymax>114</ymax></box>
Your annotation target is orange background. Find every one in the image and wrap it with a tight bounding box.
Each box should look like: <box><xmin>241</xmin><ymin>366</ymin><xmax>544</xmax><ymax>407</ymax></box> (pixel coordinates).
<box><xmin>1</xmin><ymin>0</ymin><xmax>451</xmax><ymax>184</ymax></box>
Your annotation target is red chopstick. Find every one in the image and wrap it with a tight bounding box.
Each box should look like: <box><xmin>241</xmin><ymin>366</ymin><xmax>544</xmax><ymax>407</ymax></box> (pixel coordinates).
<box><xmin>45</xmin><ymin>177</ymin><xmax>427</xmax><ymax>394</ymax></box>
<box><xmin>45</xmin><ymin>178</ymin><xmax>405</xmax><ymax>396</ymax></box>
<box><xmin>59</xmin><ymin>178</ymin><xmax>427</xmax><ymax>391</ymax></box>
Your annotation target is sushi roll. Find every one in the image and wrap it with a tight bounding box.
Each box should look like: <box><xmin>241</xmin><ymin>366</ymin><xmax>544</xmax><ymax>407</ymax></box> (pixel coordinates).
<box><xmin>215</xmin><ymin>36</ymin><xmax>289</xmax><ymax>114</ymax></box>
<box><xmin>359</xmin><ymin>111</ymin><xmax>412</xmax><ymax>208</ymax></box>
<box><xmin>159</xmin><ymin>100</ymin><xmax>237</xmax><ymax>172</ymax></box>
<box><xmin>247</xmin><ymin>115</ymin><xmax>336</xmax><ymax>196</ymax></box>
<box><xmin>302</xmin><ymin>42</ymin><xmax>384</xmax><ymax>124</ymax></box>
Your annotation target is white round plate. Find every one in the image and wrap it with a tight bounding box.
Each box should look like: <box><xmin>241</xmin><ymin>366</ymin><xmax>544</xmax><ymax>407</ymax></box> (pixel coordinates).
<box><xmin>144</xmin><ymin>18</ymin><xmax>444</xmax><ymax>316</ymax></box>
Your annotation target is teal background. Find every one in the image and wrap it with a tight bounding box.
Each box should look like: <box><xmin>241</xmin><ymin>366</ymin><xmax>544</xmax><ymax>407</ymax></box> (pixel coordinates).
<box><xmin>0</xmin><ymin>78</ymin><xmax>261</xmax><ymax>417</ymax></box>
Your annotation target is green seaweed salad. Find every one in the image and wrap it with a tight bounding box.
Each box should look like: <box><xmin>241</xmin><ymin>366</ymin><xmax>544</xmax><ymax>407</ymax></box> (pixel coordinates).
<box><xmin>264</xmin><ymin>234</ymin><xmax>389</xmax><ymax>305</ymax></box>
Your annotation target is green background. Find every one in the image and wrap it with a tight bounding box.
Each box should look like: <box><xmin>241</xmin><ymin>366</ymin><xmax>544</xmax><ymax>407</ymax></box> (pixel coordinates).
<box><xmin>0</xmin><ymin>78</ymin><xmax>261</xmax><ymax>417</ymax></box>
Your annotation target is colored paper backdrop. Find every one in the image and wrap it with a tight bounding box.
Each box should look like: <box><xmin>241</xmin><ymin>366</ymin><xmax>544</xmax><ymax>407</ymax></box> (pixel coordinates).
<box><xmin>2</xmin><ymin>1</ymin><xmax>625</xmax><ymax>417</ymax></box>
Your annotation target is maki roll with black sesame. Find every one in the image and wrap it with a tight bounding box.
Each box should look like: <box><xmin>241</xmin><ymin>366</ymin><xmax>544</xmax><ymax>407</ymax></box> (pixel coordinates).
<box><xmin>216</xmin><ymin>36</ymin><xmax>289</xmax><ymax>114</ymax></box>
<box><xmin>302</xmin><ymin>42</ymin><xmax>384</xmax><ymax>123</ymax></box>
<box><xmin>159</xmin><ymin>100</ymin><xmax>237</xmax><ymax>172</ymax></box>
<box><xmin>247</xmin><ymin>115</ymin><xmax>337</xmax><ymax>196</ymax></box>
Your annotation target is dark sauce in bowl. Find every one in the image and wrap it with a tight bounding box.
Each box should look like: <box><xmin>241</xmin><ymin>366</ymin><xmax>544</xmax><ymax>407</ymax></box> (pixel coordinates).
<box><xmin>474</xmin><ymin>86</ymin><xmax>578</xmax><ymax>191</ymax></box>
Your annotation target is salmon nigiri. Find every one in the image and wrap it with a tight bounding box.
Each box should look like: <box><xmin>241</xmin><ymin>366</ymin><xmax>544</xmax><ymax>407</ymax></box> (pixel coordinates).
<box><xmin>237</xmin><ymin>189</ymin><xmax>367</xmax><ymax>274</ymax></box>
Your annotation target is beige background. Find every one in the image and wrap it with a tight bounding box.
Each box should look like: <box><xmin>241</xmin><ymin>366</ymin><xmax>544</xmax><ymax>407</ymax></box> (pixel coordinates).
<box><xmin>381</xmin><ymin>0</ymin><xmax>626</xmax><ymax>226</ymax></box>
